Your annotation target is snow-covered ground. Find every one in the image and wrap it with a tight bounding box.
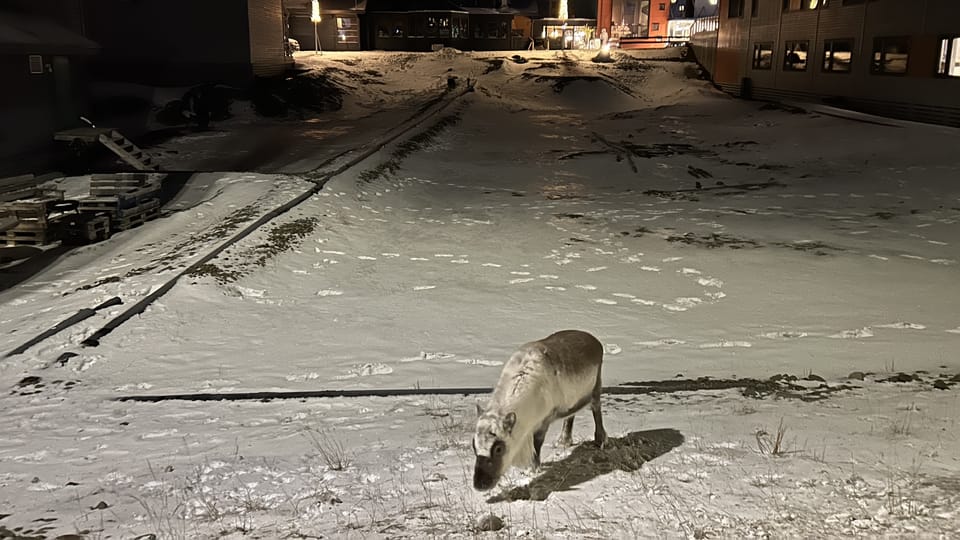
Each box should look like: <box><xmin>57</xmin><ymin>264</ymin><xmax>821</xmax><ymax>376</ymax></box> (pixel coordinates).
<box><xmin>1</xmin><ymin>49</ymin><xmax>959</xmax><ymax>539</ymax></box>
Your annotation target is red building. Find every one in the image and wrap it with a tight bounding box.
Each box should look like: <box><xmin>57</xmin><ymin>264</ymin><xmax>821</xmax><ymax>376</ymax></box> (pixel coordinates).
<box><xmin>596</xmin><ymin>0</ymin><xmax>673</xmax><ymax>48</ymax></box>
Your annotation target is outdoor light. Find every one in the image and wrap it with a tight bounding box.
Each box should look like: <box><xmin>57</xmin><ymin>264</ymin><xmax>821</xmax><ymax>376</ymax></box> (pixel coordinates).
<box><xmin>311</xmin><ymin>0</ymin><xmax>322</xmax><ymax>55</ymax></box>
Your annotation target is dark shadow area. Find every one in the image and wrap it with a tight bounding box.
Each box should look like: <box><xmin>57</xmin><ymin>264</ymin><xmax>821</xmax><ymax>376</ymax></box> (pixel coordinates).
<box><xmin>0</xmin><ymin>245</ymin><xmax>72</xmax><ymax>292</ymax></box>
<box><xmin>486</xmin><ymin>428</ymin><xmax>684</xmax><ymax>503</ymax></box>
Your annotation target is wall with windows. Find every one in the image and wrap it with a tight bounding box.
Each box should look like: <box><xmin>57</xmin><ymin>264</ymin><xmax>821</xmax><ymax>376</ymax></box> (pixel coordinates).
<box><xmin>689</xmin><ymin>0</ymin><xmax>960</xmax><ymax>126</ymax></box>
<box><xmin>365</xmin><ymin>11</ymin><xmax>477</xmax><ymax>51</ymax></box>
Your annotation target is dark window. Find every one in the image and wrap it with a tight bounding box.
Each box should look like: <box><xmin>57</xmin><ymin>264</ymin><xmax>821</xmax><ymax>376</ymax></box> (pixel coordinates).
<box><xmin>783</xmin><ymin>0</ymin><xmax>821</xmax><ymax>11</ymax></box>
<box><xmin>783</xmin><ymin>40</ymin><xmax>809</xmax><ymax>70</ymax></box>
<box><xmin>28</xmin><ymin>55</ymin><xmax>43</xmax><ymax>74</ymax></box>
<box><xmin>751</xmin><ymin>0</ymin><xmax>759</xmax><ymax>17</ymax></box>
<box><xmin>872</xmin><ymin>36</ymin><xmax>910</xmax><ymax>75</ymax></box>
<box><xmin>652</xmin><ymin>22</ymin><xmax>660</xmax><ymax>31</ymax></box>
<box><xmin>659</xmin><ymin>3</ymin><xmax>666</xmax><ymax>10</ymax></box>
<box><xmin>937</xmin><ymin>36</ymin><xmax>960</xmax><ymax>77</ymax></box>
<box><xmin>752</xmin><ymin>42</ymin><xmax>773</xmax><ymax>69</ymax></box>
<box><xmin>728</xmin><ymin>0</ymin><xmax>745</xmax><ymax>18</ymax></box>
<box><xmin>822</xmin><ymin>39</ymin><xmax>853</xmax><ymax>72</ymax></box>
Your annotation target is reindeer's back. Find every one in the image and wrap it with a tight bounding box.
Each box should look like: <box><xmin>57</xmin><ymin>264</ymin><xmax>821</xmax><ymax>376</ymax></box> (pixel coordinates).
<box><xmin>537</xmin><ymin>330</ymin><xmax>603</xmax><ymax>376</ymax></box>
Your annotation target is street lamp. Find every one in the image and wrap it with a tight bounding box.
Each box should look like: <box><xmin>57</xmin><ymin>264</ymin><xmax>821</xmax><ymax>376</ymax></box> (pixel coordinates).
<box><xmin>311</xmin><ymin>0</ymin><xmax>322</xmax><ymax>55</ymax></box>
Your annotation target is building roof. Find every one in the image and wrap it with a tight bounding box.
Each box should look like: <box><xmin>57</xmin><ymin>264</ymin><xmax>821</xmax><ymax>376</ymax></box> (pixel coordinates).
<box><xmin>0</xmin><ymin>11</ymin><xmax>99</xmax><ymax>55</ymax></box>
<box><xmin>365</xmin><ymin>0</ymin><xmax>467</xmax><ymax>13</ymax></box>
<box><xmin>287</xmin><ymin>0</ymin><xmax>367</xmax><ymax>15</ymax></box>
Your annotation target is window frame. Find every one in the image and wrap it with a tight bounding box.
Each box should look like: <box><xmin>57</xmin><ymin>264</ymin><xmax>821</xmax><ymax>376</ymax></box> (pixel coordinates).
<box><xmin>783</xmin><ymin>40</ymin><xmax>810</xmax><ymax>71</ymax></box>
<box><xmin>936</xmin><ymin>35</ymin><xmax>960</xmax><ymax>78</ymax></box>
<box><xmin>822</xmin><ymin>38</ymin><xmax>854</xmax><ymax>73</ymax></box>
<box><xmin>871</xmin><ymin>36</ymin><xmax>910</xmax><ymax>76</ymax></box>
<box><xmin>782</xmin><ymin>0</ymin><xmax>821</xmax><ymax>12</ymax></box>
<box><xmin>752</xmin><ymin>42</ymin><xmax>774</xmax><ymax>70</ymax></box>
<box><xmin>728</xmin><ymin>0</ymin><xmax>745</xmax><ymax>18</ymax></box>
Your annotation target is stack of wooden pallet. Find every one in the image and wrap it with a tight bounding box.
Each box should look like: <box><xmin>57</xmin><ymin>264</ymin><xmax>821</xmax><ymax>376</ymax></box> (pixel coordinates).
<box><xmin>77</xmin><ymin>173</ymin><xmax>165</xmax><ymax>231</ymax></box>
<box><xmin>0</xmin><ymin>188</ymin><xmax>67</xmax><ymax>246</ymax></box>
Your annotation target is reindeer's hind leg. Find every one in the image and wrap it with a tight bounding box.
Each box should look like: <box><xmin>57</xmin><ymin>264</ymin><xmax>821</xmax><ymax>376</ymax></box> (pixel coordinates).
<box><xmin>559</xmin><ymin>417</ymin><xmax>574</xmax><ymax>447</ymax></box>
<box><xmin>592</xmin><ymin>371</ymin><xmax>607</xmax><ymax>449</ymax></box>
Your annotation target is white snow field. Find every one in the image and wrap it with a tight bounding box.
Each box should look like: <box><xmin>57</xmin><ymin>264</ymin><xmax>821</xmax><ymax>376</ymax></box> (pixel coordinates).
<box><xmin>1</xmin><ymin>50</ymin><xmax>959</xmax><ymax>539</ymax></box>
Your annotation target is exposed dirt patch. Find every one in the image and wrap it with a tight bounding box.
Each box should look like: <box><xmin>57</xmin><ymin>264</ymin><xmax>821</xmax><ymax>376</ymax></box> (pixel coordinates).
<box><xmin>251</xmin><ymin>71</ymin><xmax>345</xmax><ymax>117</ymax></box>
<box><xmin>478</xmin><ymin>58</ymin><xmax>504</xmax><ymax>74</ymax></box>
<box><xmin>520</xmin><ymin>73</ymin><xmax>603</xmax><ymax>93</ymax></box>
<box><xmin>189</xmin><ymin>217</ymin><xmax>319</xmax><ymax>285</ymax></box>
<box><xmin>666</xmin><ymin>232</ymin><xmax>762</xmax><ymax>249</ymax></box>
<box><xmin>615</xmin><ymin>374</ymin><xmax>858</xmax><ymax>402</ymax></box>
<box><xmin>358</xmin><ymin>112</ymin><xmax>463</xmax><ymax>184</ymax></box>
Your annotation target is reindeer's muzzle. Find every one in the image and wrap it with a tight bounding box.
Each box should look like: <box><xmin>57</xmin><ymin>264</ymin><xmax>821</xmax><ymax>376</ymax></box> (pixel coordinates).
<box><xmin>473</xmin><ymin>456</ymin><xmax>500</xmax><ymax>491</ymax></box>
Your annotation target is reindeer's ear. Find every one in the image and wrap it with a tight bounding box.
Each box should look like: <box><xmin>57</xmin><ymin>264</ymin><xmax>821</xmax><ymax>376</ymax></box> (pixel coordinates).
<box><xmin>503</xmin><ymin>412</ymin><xmax>517</xmax><ymax>435</ymax></box>
<box><xmin>475</xmin><ymin>402</ymin><xmax>483</xmax><ymax>417</ymax></box>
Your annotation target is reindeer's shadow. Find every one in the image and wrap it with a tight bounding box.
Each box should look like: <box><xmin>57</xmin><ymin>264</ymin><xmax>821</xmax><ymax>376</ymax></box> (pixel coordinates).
<box><xmin>486</xmin><ymin>428</ymin><xmax>684</xmax><ymax>503</ymax></box>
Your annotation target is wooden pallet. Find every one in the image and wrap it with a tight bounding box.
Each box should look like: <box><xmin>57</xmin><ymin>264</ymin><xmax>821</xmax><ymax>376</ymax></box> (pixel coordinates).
<box><xmin>114</xmin><ymin>203</ymin><xmax>160</xmax><ymax>231</ymax></box>
<box><xmin>4</xmin><ymin>226</ymin><xmax>52</xmax><ymax>246</ymax></box>
<box><xmin>59</xmin><ymin>213</ymin><xmax>111</xmax><ymax>245</ymax></box>
<box><xmin>89</xmin><ymin>172</ymin><xmax>165</xmax><ymax>198</ymax></box>
<box><xmin>0</xmin><ymin>189</ymin><xmax>66</xmax><ymax>246</ymax></box>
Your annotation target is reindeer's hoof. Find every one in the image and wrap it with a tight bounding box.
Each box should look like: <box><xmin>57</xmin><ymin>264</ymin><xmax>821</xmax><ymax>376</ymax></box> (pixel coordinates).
<box><xmin>595</xmin><ymin>433</ymin><xmax>607</xmax><ymax>450</ymax></box>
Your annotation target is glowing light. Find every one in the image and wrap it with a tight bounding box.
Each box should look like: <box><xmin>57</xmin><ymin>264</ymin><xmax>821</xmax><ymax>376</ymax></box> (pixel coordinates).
<box><xmin>311</xmin><ymin>0</ymin><xmax>321</xmax><ymax>23</ymax></box>
<box><xmin>601</xmin><ymin>43</ymin><xmax>610</xmax><ymax>53</ymax></box>
<box><xmin>558</xmin><ymin>0</ymin><xmax>568</xmax><ymax>20</ymax></box>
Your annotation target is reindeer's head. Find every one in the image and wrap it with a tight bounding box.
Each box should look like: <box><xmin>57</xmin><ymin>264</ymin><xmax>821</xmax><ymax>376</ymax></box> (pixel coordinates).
<box><xmin>472</xmin><ymin>405</ymin><xmax>517</xmax><ymax>491</ymax></box>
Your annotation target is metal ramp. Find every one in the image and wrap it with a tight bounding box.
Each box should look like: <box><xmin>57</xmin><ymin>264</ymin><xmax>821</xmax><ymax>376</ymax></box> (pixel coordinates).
<box><xmin>55</xmin><ymin>128</ymin><xmax>160</xmax><ymax>171</ymax></box>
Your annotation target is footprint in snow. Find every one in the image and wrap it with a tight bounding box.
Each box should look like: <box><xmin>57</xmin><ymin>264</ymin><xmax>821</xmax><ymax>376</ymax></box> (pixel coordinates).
<box><xmin>457</xmin><ymin>358</ymin><xmax>504</xmax><ymax>367</ymax></box>
<box><xmin>829</xmin><ymin>327</ymin><xmax>874</xmax><ymax>339</ymax></box>
<box><xmin>316</xmin><ymin>289</ymin><xmax>344</xmax><ymax>296</ymax></box>
<box><xmin>413</xmin><ymin>285</ymin><xmax>436</xmax><ymax>291</ymax></box>
<box><xmin>946</xmin><ymin>327</ymin><xmax>960</xmax><ymax>334</ymax></box>
<box><xmin>873</xmin><ymin>322</ymin><xmax>926</xmax><ymax>330</ymax></box>
<box><xmin>334</xmin><ymin>363</ymin><xmax>394</xmax><ymax>379</ymax></box>
<box><xmin>509</xmin><ymin>278</ymin><xmax>535</xmax><ymax>284</ymax></box>
<box><xmin>594</xmin><ymin>299</ymin><xmax>618</xmax><ymax>305</ymax></box>
<box><xmin>759</xmin><ymin>331</ymin><xmax>809</xmax><ymax>339</ymax></box>
<box><xmin>635</xmin><ymin>338</ymin><xmax>686</xmax><ymax>347</ymax></box>
<box><xmin>604</xmin><ymin>344</ymin><xmax>622</xmax><ymax>355</ymax></box>
<box><xmin>400</xmin><ymin>352</ymin><xmax>455</xmax><ymax>362</ymax></box>
<box><xmin>698</xmin><ymin>341</ymin><xmax>752</xmax><ymax>349</ymax></box>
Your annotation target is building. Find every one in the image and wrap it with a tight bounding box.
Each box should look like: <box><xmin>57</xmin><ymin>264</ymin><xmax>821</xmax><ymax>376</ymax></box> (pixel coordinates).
<box><xmin>689</xmin><ymin>0</ymin><xmax>960</xmax><ymax>127</ymax></box>
<box><xmin>0</xmin><ymin>2</ymin><xmax>98</xmax><ymax>175</ymax></box>
<box><xmin>596</xmin><ymin>0</ymin><xmax>671</xmax><ymax>48</ymax></box>
<box><xmin>286</xmin><ymin>0</ymin><xmax>364</xmax><ymax>52</ymax></box>
<box><xmin>362</xmin><ymin>0</ymin><xmax>472</xmax><ymax>52</ymax></box>
<box><xmin>667</xmin><ymin>0</ymin><xmax>696</xmax><ymax>41</ymax></box>
<box><xmin>81</xmin><ymin>0</ymin><xmax>293</xmax><ymax>86</ymax></box>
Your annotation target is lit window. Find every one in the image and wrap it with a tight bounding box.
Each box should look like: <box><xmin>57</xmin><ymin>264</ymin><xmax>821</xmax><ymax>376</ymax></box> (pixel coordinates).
<box><xmin>823</xmin><ymin>39</ymin><xmax>853</xmax><ymax>73</ymax></box>
<box><xmin>872</xmin><ymin>36</ymin><xmax>909</xmax><ymax>75</ymax></box>
<box><xmin>937</xmin><ymin>37</ymin><xmax>960</xmax><ymax>77</ymax></box>
<box><xmin>783</xmin><ymin>40</ymin><xmax>809</xmax><ymax>71</ymax></box>
<box><xmin>782</xmin><ymin>0</ymin><xmax>820</xmax><ymax>11</ymax></box>
<box><xmin>752</xmin><ymin>42</ymin><xmax>773</xmax><ymax>69</ymax></box>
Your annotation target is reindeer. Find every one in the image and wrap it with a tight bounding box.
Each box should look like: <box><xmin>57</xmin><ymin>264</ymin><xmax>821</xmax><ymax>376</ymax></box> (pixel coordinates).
<box><xmin>472</xmin><ymin>330</ymin><xmax>607</xmax><ymax>491</ymax></box>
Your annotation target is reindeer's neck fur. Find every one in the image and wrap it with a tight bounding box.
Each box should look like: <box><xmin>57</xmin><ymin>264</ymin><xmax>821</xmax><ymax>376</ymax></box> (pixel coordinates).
<box><xmin>488</xmin><ymin>349</ymin><xmax>555</xmax><ymax>468</ymax></box>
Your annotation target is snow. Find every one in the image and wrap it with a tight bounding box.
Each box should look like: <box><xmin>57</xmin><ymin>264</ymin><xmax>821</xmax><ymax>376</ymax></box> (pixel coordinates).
<box><xmin>1</xmin><ymin>49</ymin><xmax>959</xmax><ymax>538</ymax></box>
